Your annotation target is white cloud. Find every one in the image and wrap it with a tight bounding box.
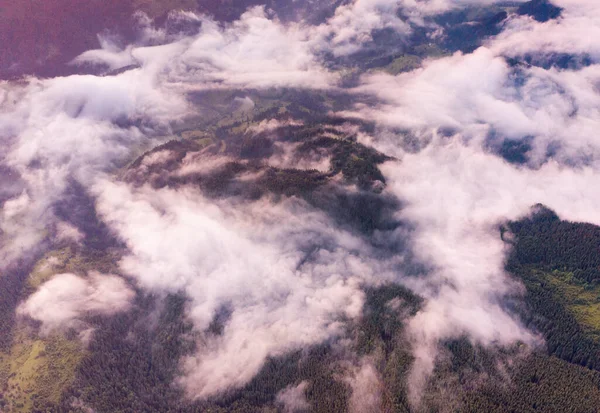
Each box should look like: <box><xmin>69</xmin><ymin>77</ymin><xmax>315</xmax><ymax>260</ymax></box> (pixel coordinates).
<box><xmin>354</xmin><ymin>47</ymin><xmax>600</xmax><ymax>165</ymax></box>
<box><xmin>55</xmin><ymin>221</ymin><xmax>85</xmax><ymax>243</ymax></box>
<box><xmin>378</xmin><ymin>134</ymin><xmax>600</xmax><ymax>404</ymax></box>
<box><xmin>344</xmin><ymin>0</ymin><xmax>600</xmax><ymax>403</ymax></box>
<box><xmin>246</xmin><ymin>118</ymin><xmax>304</xmax><ymax>134</ymax></box>
<box><xmin>346</xmin><ymin>358</ymin><xmax>383</xmax><ymax>413</ymax></box>
<box><xmin>314</xmin><ymin>0</ymin><xmax>412</xmax><ymax>56</ymax></box>
<box><xmin>269</xmin><ymin>141</ymin><xmax>332</xmax><ymax>172</ymax></box>
<box><xmin>276</xmin><ymin>381</ymin><xmax>310</xmax><ymax>413</ymax></box>
<box><xmin>93</xmin><ymin>180</ymin><xmax>381</xmax><ymax>398</ymax></box>
<box><xmin>399</xmin><ymin>0</ymin><xmax>527</xmax><ymax>16</ymax></box>
<box><xmin>76</xmin><ymin>7</ymin><xmax>337</xmax><ymax>90</ymax></box>
<box><xmin>491</xmin><ymin>0</ymin><xmax>600</xmax><ymax>61</ymax></box>
<box><xmin>0</xmin><ymin>63</ymin><xmax>187</xmax><ymax>267</ymax></box>
<box><xmin>4</xmin><ymin>0</ymin><xmax>600</xmax><ymax>407</ymax></box>
<box><xmin>18</xmin><ymin>272</ymin><xmax>134</xmax><ymax>335</ymax></box>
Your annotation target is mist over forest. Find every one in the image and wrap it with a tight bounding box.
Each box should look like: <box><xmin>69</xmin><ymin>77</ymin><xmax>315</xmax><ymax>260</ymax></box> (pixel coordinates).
<box><xmin>1</xmin><ymin>0</ymin><xmax>600</xmax><ymax>412</ymax></box>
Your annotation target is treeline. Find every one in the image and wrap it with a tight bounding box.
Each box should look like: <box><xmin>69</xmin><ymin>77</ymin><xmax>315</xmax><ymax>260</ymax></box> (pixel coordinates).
<box><xmin>506</xmin><ymin>205</ymin><xmax>600</xmax><ymax>370</ymax></box>
<box><xmin>38</xmin><ymin>285</ymin><xmax>421</xmax><ymax>413</ymax></box>
<box><xmin>506</xmin><ymin>205</ymin><xmax>600</xmax><ymax>284</ymax></box>
<box><xmin>460</xmin><ymin>353</ymin><xmax>600</xmax><ymax>413</ymax></box>
<box><xmin>413</xmin><ymin>204</ymin><xmax>600</xmax><ymax>412</ymax></box>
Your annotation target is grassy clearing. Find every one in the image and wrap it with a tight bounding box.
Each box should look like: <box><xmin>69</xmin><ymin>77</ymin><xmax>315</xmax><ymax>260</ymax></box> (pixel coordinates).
<box><xmin>26</xmin><ymin>248</ymin><xmax>74</xmax><ymax>291</ymax></box>
<box><xmin>381</xmin><ymin>55</ymin><xmax>422</xmax><ymax>74</ymax></box>
<box><xmin>541</xmin><ymin>270</ymin><xmax>600</xmax><ymax>340</ymax></box>
<box><xmin>0</xmin><ymin>247</ymin><xmax>118</xmax><ymax>411</ymax></box>
<box><xmin>26</xmin><ymin>247</ymin><xmax>122</xmax><ymax>295</ymax></box>
<box><xmin>181</xmin><ymin>130</ymin><xmax>213</xmax><ymax>141</ymax></box>
<box><xmin>0</xmin><ymin>329</ymin><xmax>84</xmax><ymax>412</ymax></box>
